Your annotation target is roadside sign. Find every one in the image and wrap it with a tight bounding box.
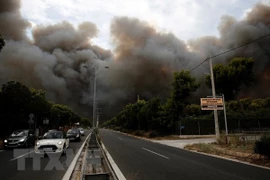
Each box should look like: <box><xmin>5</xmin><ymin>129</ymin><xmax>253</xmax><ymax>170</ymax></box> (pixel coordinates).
<box><xmin>200</xmin><ymin>98</ymin><xmax>224</xmax><ymax>110</ymax></box>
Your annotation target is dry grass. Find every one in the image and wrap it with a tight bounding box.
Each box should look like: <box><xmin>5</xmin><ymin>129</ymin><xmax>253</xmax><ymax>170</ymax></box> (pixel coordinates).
<box><xmin>185</xmin><ymin>142</ymin><xmax>270</xmax><ymax>168</ymax></box>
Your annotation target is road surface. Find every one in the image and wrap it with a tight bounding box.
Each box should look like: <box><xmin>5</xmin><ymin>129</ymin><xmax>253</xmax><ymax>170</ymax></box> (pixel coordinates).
<box><xmin>99</xmin><ymin>129</ymin><xmax>270</xmax><ymax>180</ymax></box>
<box><xmin>0</xmin><ymin>130</ymin><xmax>90</xmax><ymax>180</ymax></box>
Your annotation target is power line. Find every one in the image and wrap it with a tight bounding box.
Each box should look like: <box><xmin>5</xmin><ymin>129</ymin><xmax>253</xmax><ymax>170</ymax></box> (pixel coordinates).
<box><xmin>189</xmin><ymin>33</ymin><xmax>270</xmax><ymax>72</ymax></box>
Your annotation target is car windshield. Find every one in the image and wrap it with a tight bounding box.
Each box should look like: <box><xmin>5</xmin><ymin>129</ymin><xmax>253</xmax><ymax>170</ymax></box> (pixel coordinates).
<box><xmin>67</xmin><ymin>129</ymin><xmax>78</xmax><ymax>133</ymax></box>
<box><xmin>42</xmin><ymin>131</ymin><xmax>63</xmax><ymax>139</ymax></box>
<box><xmin>11</xmin><ymin>130</ymin><xmax>28</xmax><ymax>137</ymax></box>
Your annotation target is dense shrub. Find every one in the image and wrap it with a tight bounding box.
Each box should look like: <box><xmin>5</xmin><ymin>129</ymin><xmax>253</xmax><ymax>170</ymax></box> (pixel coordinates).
<box><xmin>145</xmin><ymin>130</ymin><xmax>159</xmax><ymax>138</ymax></box>
<box><xmin>254</xmin><ymin>135</ymin><xmax>270</xmax><ymax>157</ymax></box>
<box><xmin>133</xmin><ymin>130</ymin><xmax>144</xmax><ymax>136</ymax></box>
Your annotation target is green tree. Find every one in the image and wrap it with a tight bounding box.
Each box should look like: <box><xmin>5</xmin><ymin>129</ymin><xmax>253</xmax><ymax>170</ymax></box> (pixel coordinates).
<box><xmin>80</xmin><ymin>117</ymin><xmax>91</xmax><ymax>127</ymax></box>
<box><xmin>165</xmin><ymin>70</ymin><xmax>200</xmax><ymax>122</ymax></box>
<box><xmin>50</xmin><ymin>104</ymin><xmax>75</xmax><ymax>127</ymax></box>
<box><xmin>183</xmin><ymin>104</ymin><xmax>201</xmax><ymax>116</ymax></box>
<box><xmin>206</xmin><ymin>57</ymin><xmax>255</xmax><ymax>100</ymax></box>
<box><xmin>27</xmin><ymin>89</ymin><xmax>52</xmax><ymax>125</ymax></box>
<box><xmin>0</xmin><ymin>81</ymin><xmax>32</xmax><ymax>134</ymax></box>
<box><xmin>0</xmin><ymin>34</ymin><xmax>4</xmax><ymax>51</ymax></box>
<box><xmin>137</xmin><ymin>98</ymin><xmax>161</xmax><ymax>131</ymax></box>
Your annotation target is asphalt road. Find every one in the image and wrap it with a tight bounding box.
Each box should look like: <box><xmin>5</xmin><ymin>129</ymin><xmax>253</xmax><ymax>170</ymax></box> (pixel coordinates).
<box><xmin>99</xmin><ymin>129</ymin><xmax>270</xmax><ymax>180</ymax></box>
<box><xmin>0</xmin><ymin>130</ymin><xmax>90</xmax><ymax>180</ymax></box>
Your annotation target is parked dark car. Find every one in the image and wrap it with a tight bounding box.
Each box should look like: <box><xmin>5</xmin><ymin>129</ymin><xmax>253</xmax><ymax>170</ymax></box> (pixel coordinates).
<box><xmin>4</xmin><ymin>129</ymin><xmax>36</xmax><ymax>148</ymax></box>
<box><xmin>66</xmin><ymin>129</ymin><xmax>81</xmax><ymax>142</ymax></box>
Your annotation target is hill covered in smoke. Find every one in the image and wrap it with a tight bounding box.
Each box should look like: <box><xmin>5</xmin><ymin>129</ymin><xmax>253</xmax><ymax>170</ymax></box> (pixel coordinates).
<box><xmin>0</xmin><ymin>0</ymin><xmax>270</xmax><ymax>121</ymax></box>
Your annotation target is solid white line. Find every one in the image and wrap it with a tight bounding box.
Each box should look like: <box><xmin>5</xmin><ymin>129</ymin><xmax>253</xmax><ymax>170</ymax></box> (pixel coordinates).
<box><xmin>10</xmin><ymin>150</ymin><xmax>34</xmax><ymax>161</ymax></box>
<box><xmin>142</xmin><ymin>147</ymin><xmax>170</xmax><ymax>160</ymax></box>
<box><xmin>189</xmin><ymin>150</ymin><xmax>270</xmax><ymax>171</ymax></box>
<box><xmin>101</xmin><ymin>142</ymin><xmax>126</xmax><ymax>180</ymax></box>
<box><xmin>62</xmin><ymin>132</ymin><xmax>91</xmax><ymax>180</ymax></box>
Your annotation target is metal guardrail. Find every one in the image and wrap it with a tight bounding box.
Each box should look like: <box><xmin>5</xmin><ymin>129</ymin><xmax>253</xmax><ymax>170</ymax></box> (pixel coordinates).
<box><xmin>96</xmin><ymin>135</ymin><xmax>119</xmax><ymax>180</ymax></box>
<box><xmin>66</xmin><ymin>131</ymin><xmax>121</xmax><ymax>180</ymax></box>
<box><xmin>82</xmin><ymin>132</ymin><xmax>115</xmax><ymax>180</ymax></box>
<box><xmin>63</xmin><ymin>133</ymin><xmax>92</xmax><ymax>180</ymax></box>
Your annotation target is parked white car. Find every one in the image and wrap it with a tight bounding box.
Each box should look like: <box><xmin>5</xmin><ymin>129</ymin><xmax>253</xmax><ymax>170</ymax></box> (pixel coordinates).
<box><xmin>35</xmin><ymin>131</ymin><xmax>69</xmax><ymax>155</ymax></box>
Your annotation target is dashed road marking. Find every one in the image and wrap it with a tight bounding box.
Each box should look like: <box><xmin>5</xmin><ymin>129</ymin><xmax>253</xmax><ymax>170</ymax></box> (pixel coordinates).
<box><xmin>10</xmin><ymin>150</ymin><xmax>34</xmax><ymax>161</ymax></box>
<box><xmin>142</xmin><ymin>147</ymin><xmax>170</xmax><ymax>160</ymax></box>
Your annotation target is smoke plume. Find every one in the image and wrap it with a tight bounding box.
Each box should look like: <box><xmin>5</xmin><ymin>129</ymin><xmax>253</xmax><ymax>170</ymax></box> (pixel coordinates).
<box><xmin>0</xmin><ymin>1</ymin><xmax>270</xmax><ymax>120</ymax></box>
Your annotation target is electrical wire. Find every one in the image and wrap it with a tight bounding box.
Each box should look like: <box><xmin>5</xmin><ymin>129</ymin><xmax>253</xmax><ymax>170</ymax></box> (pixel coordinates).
<box><xmin>189</xmin><ymin>33</ymin><xmax>270</xmax><ymax>72</ymax></box>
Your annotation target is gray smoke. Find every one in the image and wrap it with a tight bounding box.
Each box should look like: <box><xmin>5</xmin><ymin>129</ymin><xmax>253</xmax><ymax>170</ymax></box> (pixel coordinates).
<box><xmin>1</xmin><ymin>1</ymin><xmax>270</xmax><ymax>120</ymax></box>
<box><xmin>0</xmin><ymin>0</ymin><xmax>30</xmax><ymax>41</ymax></box>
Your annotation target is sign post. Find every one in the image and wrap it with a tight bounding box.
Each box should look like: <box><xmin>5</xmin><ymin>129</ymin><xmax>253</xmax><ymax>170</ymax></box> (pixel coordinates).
<box><xmin>201</xmin><ymin>95</ymin><xmax>229</xmax><ymax>143</ymax></box>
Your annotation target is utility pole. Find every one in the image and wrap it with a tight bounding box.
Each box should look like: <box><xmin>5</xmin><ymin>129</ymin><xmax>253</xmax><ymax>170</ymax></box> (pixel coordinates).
<box><xmin>209</xmin><ymin>55</ymin><xmax>220</xmax><ymax>141</ymax></box>
<box><xmin>93</xmin><ymin>67</ymin><xmax>97</xmax><ymax>129</ymax></box>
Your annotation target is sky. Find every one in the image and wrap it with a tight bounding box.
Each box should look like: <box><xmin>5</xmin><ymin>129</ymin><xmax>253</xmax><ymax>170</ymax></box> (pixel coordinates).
<box><xmin>20</xmin><ymin>0</ymin><xmax>270</xmax><ymax>50</ymax></box>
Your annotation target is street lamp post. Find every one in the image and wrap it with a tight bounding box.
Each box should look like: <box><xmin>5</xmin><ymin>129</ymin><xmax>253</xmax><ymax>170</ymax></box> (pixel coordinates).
<box><xmin>83</xmin><ymin>65</ymin><xmax>109</xmax><ymax>129</ymax></box>
<box><xmin>93</xmin><ymin>67</ymin><xmax>97</xmax><ymax>129</ymax></box>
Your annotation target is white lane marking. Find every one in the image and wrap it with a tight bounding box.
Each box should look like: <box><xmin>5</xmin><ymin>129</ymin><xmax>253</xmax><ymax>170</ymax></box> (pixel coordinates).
<box><xmin>10</xmin><ymin>150</ymin><xmax>34</xmax><ymax>161</ymax></box>
<box><xmin>62</xmin><ymin>132</ymin><xmax>91</xmax><ymax>180</ymax></box>
<box><xmin>0</xmin><ymin>150</ymin><xmax>4</xmax><ymax>153</ymax></box>
<box><xmin>118</xmin><ymin>137</ymin><xmax>123</xmax><ymax>140</ymax></box>
<box><xmin>101</xmin><ymin>142</ymin><xmax>126</xmax><ymax>180</ymax></box>
<box><xmin>142</xmin><ymin>147</ymin><xmax>170</xmax><ymax>160</ymax></box>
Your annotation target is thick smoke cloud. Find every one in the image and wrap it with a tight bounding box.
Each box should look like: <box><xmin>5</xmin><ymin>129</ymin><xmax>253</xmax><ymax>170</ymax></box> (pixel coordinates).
<box><xmin>32</xmin><ymin>21</ymin><xmax>98</xmax><ymax>52</ymax></box>
<box><xmin>107</xmin><ymin>17</ymin><xmax>201</xmax><ymax>100</ymax></box>
<box><xmin>0</xmin><ymin>0</ymin><xmax>112</xmax><ymax>118</ymax></box>
<box><xmin>0</xmin><ymin>1</ymin><xmax>270</xmax><ymax>120</ymax></box>
<box><xmin>0</xmin><ymin>0</ymin><xmax>30</xmax><ymax>41</ymax></box>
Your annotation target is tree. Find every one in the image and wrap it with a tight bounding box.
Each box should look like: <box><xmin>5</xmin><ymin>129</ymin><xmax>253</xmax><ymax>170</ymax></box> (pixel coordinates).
<box><xmin>165</xmin><ymin>70</ymin><xmax>200</xmax><ymax>122</ymax></box>
<box><xmin>183</xmin><ymin>104</ymin><xmax>201</xmax><ymax>116</ymax></box>
<box><xmin>27</xmin><ymin>89</ymin><xmax>52</xmax><ymax>125</ymax></box>
<box><xmin>205</xmin><ymin>57</ymin><xmax>255</xmax><ymax>100</ymax></box>
<box><xmin>0</xmin><ymin>81</ymin><xmax>32</xmax><ymax>134</ymax></box>
<box><xmin>137</xmin><ymin>98</ymin><xmax>161</xmax><ymax>131</ymax></box>
<box><xmin>80</xmin><ymin>117</ymin><xmax>91</xmax><ymax>127</ymax></box>
<box><xmin>50</xmin><ymin>104</ymin><xmax>77</xmax><ymax>127</ymax></box>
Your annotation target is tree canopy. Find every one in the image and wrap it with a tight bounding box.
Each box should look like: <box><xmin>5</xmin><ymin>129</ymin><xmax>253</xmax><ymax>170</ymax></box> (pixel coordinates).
<box><xmin>165</xmin><ymin>70</ymin><xmax>200</xmax><ymax>121</ymax></box>
<box><xmin>205</xmin><ymin>57</ymin><xmax>255</xmax><ymax>100</ymax></box>
<box><xmin>0</xmin><ymin>81</ymin><xmax>90</xmax><ymax>137</ymax></box>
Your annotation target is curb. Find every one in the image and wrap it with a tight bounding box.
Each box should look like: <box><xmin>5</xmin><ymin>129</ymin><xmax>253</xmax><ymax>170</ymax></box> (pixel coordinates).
<box><xmin>186</xmin><ymin>149</ymin><xmax>270</xmax><ymax>171</ymax></box>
